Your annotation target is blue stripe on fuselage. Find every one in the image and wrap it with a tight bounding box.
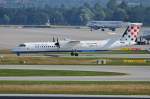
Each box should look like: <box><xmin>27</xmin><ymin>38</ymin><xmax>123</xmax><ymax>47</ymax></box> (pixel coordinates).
<box><xmin>12</xmin><ymin>50</ymin><xmax>109</xmax><ymax>53</ymax></box>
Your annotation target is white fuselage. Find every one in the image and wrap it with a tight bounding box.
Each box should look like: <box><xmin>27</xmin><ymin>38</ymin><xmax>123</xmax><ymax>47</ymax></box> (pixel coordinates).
<box><xmin>12</xmin><ymin>39</ymin><xmax>135</xmax><ymax>53</ymax></box>
<box><xmin>12</xmin><ymin>23</ymin><xmax>142</xmax><ymax>55</ymax></box>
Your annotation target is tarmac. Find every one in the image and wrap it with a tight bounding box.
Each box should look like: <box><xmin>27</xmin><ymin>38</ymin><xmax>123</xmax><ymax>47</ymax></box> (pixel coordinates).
<box><xmin>0</xmin><ymin>94</ymin><xmax>149</xmax><ymax>99</ymax></box>
<box><xmin>0</xmin><ymin>65</ymin><xmax>150</xmax><ymax>81</ymax></box>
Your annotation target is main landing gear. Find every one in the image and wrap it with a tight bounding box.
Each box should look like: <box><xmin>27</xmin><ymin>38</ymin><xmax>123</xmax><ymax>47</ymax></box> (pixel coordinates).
<box><xmin>70</xmin><ymin>50</ymin><xmax>79</xmax><ymax>56</ymax></box>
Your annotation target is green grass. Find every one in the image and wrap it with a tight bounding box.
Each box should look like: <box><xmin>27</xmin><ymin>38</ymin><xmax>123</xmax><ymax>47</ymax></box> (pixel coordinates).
<box><xmin>0</xmin><ymin>51</ymin><xmax>150</xmax><ymax>65</ymax></box>
<box><xmin>0</xmin><ymin>55</ymin><xmax>150</xmax><ymax>65</ymax></box>
<box><xmin>0</xmin><ymin>81</ymin><xmax>149</xmax><ymax>95</ymax></box>
<box><xmin>0</xmin><ymin>69</ymin><xmax>126</xmax><ymax>76</ymax></box>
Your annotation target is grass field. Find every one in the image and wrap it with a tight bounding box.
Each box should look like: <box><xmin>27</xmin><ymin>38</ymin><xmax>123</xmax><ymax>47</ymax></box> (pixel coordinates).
<box><xmin>0</xmin><ymin>55</ymin><xmax>149</xmax><ymax>65</ymax></box>
<box><xmin>0</xmin><ymin>81</ymin><xmax>149</xmax><ymax>95</ymax></box>
<box><xmin>0</xmin><ymin>69</ymin><xmax>126</xmax><ymax>76</ymax></box>
<box><xmin>0</xmin><ymin>49</ymin><xmax>149</xmax><ymax>65</ymax></box>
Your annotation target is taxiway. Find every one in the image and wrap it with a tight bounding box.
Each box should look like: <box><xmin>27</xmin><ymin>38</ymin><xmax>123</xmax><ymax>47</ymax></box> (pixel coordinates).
<box><xmin>0</xmin><ymin>65</ymin><xmax>149</xmax><ymax>81</ymax></box>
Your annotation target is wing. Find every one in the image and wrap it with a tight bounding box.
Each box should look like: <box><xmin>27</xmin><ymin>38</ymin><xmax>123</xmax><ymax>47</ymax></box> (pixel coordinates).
<box><xmin>63</xmin><ymin>41</ymin><xmax>80</xmax><ymax>48</ymax></box>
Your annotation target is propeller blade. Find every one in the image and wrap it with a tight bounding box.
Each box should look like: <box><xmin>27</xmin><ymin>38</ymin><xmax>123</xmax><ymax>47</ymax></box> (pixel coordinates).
<box><xmin>52</xmin><ymin>37</ymin><xmax>55</xmax><ymax>42</ymax></box>
<box><xmin>57</xmin><ymin>38</ymin><xmax>59</xmax><ymax>43</ymax></box>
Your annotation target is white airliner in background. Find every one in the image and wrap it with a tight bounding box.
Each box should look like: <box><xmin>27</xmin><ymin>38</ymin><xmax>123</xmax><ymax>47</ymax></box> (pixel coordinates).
<box><xmin>87</xmin><ymin>21</ymin><xmax>130</xmax><ymax>31</ymax></box>
<box><xmin>12</xmin><ymin>23</ymin><xmax>142</xmax><ymax>56</ymax></box>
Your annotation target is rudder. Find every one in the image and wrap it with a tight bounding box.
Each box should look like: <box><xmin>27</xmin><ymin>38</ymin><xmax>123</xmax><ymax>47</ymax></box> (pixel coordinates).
<box><xmin>121</xmin><ymin>23</ymin><xmax>142</xmax><ymax>42</ymax></box>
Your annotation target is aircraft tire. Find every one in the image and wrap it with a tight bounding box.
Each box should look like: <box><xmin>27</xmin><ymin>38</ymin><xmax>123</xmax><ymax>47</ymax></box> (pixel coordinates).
<box><xmin>17</xmin><ymin>53</ymin><xmax>20</xmax><ymax>56</ymax></box>
<box><xmin>75</xmin><ymin>53</ymin><xmax>79</xmax><ymax>56</ymax></box>
<box><xmin>101</xmin><ymin>28</ymin><xmax>105</xmax><ymax>31</ymax></box>
<box><xmin>71</xmin><ymin>52</ymin><xmax>74</xmax><ymax>56</ymax></box>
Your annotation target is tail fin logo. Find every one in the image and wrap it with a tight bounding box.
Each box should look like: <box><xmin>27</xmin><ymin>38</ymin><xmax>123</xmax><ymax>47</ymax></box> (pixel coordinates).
<box><xmin>121</xmin><ymin>23</ymin><xmax>142</xmax><ymax>42</ymax></box>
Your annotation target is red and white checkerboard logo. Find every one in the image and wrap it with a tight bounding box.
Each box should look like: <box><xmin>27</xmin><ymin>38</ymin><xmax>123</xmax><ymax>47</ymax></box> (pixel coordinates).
<box><xmin>121</xmin><ymin>23</ymin><xmax>142</xmax><ymax>42</ymax></box>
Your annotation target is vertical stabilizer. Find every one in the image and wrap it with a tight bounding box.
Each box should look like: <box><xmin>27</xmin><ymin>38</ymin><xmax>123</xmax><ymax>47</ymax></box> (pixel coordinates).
<box><xmin>121</xmin><ymin>23</ymin><xmax>142</xmax><ymax>43</ymax></box>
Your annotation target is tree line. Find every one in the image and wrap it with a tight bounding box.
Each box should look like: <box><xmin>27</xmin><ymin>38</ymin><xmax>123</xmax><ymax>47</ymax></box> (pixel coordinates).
<box><xmin>0</xmin><ymin>0</ymin><xmax>150</xmax><ymax>26</ymax></box>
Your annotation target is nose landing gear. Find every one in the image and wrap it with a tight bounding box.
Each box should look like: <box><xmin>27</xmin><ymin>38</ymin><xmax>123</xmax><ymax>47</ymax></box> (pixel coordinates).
<box><xmin>16</xmin><ymin>52</ymin><xmax>20</xmax><ymax>56</ymax></box>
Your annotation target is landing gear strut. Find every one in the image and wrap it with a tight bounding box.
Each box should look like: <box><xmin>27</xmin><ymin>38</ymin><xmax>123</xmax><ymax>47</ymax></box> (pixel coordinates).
<box><xmin>71</xmin><ymin>52</ymin><xmax>74</xmax><ymax>56</ymax></box>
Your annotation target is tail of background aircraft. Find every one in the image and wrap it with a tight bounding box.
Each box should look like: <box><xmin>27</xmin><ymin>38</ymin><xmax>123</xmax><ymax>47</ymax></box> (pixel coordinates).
<box><xmin>120</xmin><ymin>23</ymin><xmax>142</xmax><ymax>43</ymax></box>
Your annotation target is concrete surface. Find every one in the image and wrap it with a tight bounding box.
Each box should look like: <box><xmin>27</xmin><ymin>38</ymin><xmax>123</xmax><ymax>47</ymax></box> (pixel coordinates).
<box><xmin>0</xmin><ymin>65</ymin><xmax>150</xmax><ymax>81</ymax></box>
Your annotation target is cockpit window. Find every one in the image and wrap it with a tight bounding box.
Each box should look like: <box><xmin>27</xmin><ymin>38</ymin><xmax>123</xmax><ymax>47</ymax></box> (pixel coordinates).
<box><xmin>19</xmin><ymin>44</ymin><xmax>26</xmax><ymax>47</ymax></box>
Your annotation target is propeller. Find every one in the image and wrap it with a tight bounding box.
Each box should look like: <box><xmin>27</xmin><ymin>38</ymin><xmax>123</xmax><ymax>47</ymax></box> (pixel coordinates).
<box><xmin>52</xmin><ymin>37</ymin><xmax>55</xmax><ymax>42</ymax></box>
<box><xmin>55</xmin><ymin>37</ymin><xmax>60</xmax><ymax>48</ymax></box>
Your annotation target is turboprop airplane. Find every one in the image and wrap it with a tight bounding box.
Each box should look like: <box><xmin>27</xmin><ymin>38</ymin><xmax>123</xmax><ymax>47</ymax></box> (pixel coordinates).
<box><xmin>12</xmin><ymin>23</ymin><xmax>142</xmax><ymax>56</ymax></box>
